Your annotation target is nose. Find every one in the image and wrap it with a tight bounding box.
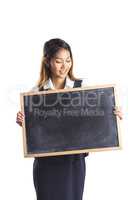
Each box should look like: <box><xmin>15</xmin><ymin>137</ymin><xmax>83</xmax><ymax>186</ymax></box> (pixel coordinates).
<box><xmin>61</xmin><ymin>62</ymin><xmax>66</xmax><ymax>69</ymax></box>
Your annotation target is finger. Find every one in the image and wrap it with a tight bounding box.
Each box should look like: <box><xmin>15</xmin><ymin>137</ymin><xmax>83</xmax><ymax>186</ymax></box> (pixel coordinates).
<box><xmin>113</xmin><ymin>111</ymin><xmax>118</xmax><ymax>114</ymax></box>
<box><xmin>16</xmin><ymin>120</ymin><xmax>22</xmax><ymax>126</ymax></box>
<box><xmin>18</xmin><ymin>115</ymin><xmax>24</xmax><ymax>119</ymax></box>
<box><xmin>18</xmin><ymin>111</ymin><xmax>24</xmax><ymax>116</ymax></box>
<box><xmin>113</xmin><ymin>111</ymin><xmax>122</xmax><ymax>116</ymax></box>
<box><xmin>17</xmin><ymin>116</ymin><xmax>24</xmax><ymax>122</ymax></box>
<box><xmin>117</xmin><ymin>115</ymin><xmax>123</xmax><ymax>120</ymax></box>
<box><xmin>113</xmin><ymin>110</ymin><xmax>122</xmax><ymax>114</ymax></box>
<box><xmin>16</xmin><ymin>119</ymin><xmax>23</xmax><ymax>124</ymax></box>
<box><xmin>113</xmin><ymin>111</ymin><xmax>122</xmax><ymax>115</ymax></box>
<box><xmin>17</xmin><ymin>111</ymin><xmax>24</xmax><ymax>116</ymax></box>
<box><xmin>17</xmin><ymin>115</ymin><xmax>23</xmax><ymax>119</ymax></box>
<box><xmin>17</xmin><ymin>113</ymin><xmax>24</xmax><ymax>118</ymax></box>
<box><xmin>17</xmin><ymin>118</ymin><xmax>23</xmax><ymax>123</ymax></box>
<box><xmin>113</xmin><ymin>112</ymin><xmax>123</xmax><ymax>120</ymax></box>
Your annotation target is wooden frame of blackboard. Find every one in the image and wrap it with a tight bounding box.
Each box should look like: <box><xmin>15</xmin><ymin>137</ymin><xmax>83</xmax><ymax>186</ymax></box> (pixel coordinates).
<box><xmin>20</xmin><ymin>84</ymin><xmax>122</xmax><ymax>158</ymax></box>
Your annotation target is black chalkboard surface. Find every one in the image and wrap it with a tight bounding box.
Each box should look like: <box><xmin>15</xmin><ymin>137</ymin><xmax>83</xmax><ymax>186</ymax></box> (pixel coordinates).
<box><xmin>20</xmin><ymin>84</ymin><xmax>122</xmax><ymax>157</ymax></box>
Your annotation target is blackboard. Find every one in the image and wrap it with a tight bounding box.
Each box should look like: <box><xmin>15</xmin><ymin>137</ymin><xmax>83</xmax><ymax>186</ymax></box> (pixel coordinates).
<box><xmin>20</xmin><ymin>84</ymin><xmax>122</xmax><ymax>157</ymax></box>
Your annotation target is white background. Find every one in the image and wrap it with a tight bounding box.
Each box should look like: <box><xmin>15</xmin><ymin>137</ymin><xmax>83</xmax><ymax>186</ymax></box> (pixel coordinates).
<box><xmin>0</xmin><ymin>0</ymin><xmax>132</xmax><ymax>199</ymax></box>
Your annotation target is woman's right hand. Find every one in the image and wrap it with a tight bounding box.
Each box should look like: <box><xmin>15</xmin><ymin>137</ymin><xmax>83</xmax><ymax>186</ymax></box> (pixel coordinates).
<box><xmin>16</xmin><ymin>111</ymin><xmax>24</xmax><ymax>127</ymax></box>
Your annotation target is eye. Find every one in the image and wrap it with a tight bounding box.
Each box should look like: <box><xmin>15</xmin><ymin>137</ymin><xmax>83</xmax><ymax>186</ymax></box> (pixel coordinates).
<box><xmin>56</xmin><ymin>60</ymin><xmax>62</xmax><ymax>64</ymax></box>
<box><xmin>66</xmin><ymin>60</ymin><xmax>71</xmax><ymax>63</ymax></box>
<box><xmin>55</xmin><ymin>59</ymin><xmax>71</xmax><ymax>64</ymax></box>
<box><xmin>55</xmin><ymin>59</ymin><xmax>62</xmax><ymax>63</ymax></box>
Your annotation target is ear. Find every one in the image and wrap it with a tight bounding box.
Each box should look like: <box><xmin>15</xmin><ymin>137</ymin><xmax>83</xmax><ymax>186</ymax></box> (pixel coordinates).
<box><xmin>43</xmin><ymin>56</ymin><xmax>50</xmax><ymax>69</ymax></box>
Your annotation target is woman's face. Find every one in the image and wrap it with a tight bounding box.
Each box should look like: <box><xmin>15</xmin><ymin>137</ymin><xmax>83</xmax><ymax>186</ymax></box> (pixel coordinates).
<box><xmin>49</xmin><ymin>48</ymin><xmax>72</xmax><ymax>79</ymax></box>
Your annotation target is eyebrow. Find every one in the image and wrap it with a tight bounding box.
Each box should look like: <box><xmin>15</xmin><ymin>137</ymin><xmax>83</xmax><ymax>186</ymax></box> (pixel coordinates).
<box><xmin>55</xmin><ymin>56</ymin><xmax>71</xmax><ymax>59</ymax></box>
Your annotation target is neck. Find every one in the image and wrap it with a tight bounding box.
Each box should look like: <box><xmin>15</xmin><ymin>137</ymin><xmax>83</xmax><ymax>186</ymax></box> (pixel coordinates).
<box><xmin>51</xmin><ymin>76</ymin><xmax>67</xmax><ymax>89</ymax></box>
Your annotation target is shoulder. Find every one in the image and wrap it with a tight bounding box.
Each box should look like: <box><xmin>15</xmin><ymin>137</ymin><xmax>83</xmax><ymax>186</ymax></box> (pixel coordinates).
<box><xmin>29</xmin><ymin>85</ymin><xmax>39</xmax><ymax>92</ymax></box>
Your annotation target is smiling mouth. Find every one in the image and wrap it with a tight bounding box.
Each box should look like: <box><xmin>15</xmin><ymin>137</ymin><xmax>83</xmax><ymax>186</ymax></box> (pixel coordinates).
<box><xmin>60</xmin><ymin>70</ymin><xmax>67</xmax><ymax>74</ymax></box>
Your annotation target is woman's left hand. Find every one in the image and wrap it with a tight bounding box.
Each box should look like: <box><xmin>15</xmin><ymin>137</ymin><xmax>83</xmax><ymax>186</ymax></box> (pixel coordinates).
<box><xmin>113</xmin><ymin>106</ymin><xmax>123</xmax><ymax>120</ymax></box>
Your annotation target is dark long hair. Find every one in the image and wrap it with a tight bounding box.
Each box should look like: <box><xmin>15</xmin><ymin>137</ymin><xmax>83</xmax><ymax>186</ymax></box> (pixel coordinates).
<box><xmin>36</xmin><ymin>38</ymin><xmax>81</xmax><ymax>89</ymax></box>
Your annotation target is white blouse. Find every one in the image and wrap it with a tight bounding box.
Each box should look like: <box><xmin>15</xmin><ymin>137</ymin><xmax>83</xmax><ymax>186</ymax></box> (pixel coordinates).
<box><xmin>30</xmin><ymin>76</ymin><xmax>89</xmax><ymax>92</ymax></box>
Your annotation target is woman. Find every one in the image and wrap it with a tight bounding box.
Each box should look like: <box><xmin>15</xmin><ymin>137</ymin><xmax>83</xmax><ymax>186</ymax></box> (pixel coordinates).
<box><xmin>16</xmin><ymin>38</ymin><xmax>123</xmax><ymax>200</ymax></box>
